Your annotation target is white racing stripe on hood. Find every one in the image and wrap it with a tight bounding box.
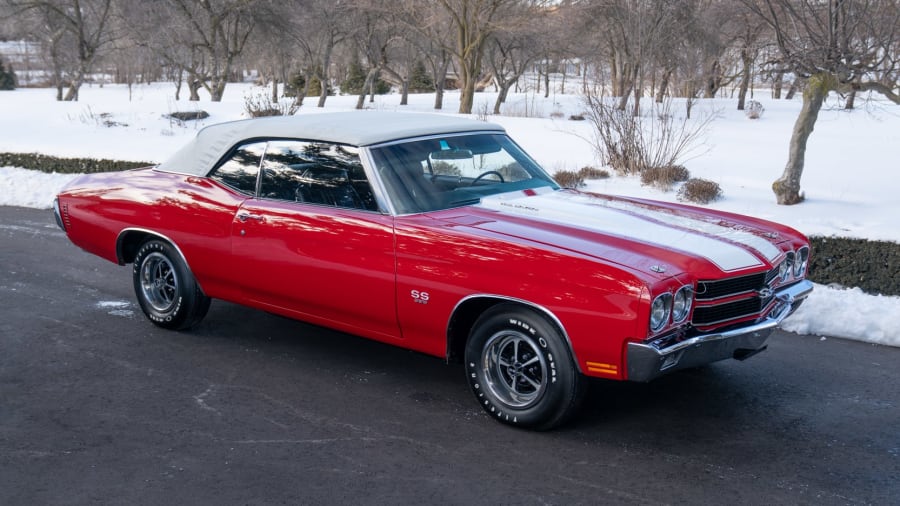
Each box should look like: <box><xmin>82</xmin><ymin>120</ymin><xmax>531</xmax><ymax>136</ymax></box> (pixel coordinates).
<box><xmin>478</xmin><ymin>190</ymin><xmax>778</xmax><ymax>272</ymax></box>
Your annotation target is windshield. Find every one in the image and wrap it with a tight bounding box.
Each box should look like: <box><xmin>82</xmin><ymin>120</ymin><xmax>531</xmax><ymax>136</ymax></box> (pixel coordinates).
<box><xmin>368</xmin><ymin>133</ymin><xmax>558</xmax><ymax>214</ymax></box>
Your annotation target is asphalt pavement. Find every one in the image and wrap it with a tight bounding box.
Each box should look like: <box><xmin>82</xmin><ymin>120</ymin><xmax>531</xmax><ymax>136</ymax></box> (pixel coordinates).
<box><xmin>2</xmin><ymin>206</ymin><xmax>899</xmax><ymax>505</ymax></box>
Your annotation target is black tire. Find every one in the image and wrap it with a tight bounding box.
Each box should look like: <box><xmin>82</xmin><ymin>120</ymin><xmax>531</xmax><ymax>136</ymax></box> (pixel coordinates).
<box><xmin>465</xmin><ymin>304</ymin><xmax>585</xmax><ymax>430</ymax></box>
<box><xmin>132</xmin><ymin>239</ymin><xmax>210</xmax><ymax>330</ymax></box>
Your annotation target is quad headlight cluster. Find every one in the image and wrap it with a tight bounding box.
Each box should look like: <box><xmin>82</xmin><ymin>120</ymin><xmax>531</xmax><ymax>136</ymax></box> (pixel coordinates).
<box><xmin>649</xmin><ymin>285</ymin><xmax>694</xmax><ymax>333</ymax></box>
<box><xmin>778</xmin><ymin>246</ymin><xmax>810</xmax><ymax>282</ymax></box>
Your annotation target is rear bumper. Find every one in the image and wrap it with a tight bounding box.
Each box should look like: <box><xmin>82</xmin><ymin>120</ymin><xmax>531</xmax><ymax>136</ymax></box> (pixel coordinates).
<box><xmin>626</xmin><ymin>280</ymin><xmax>814</xmax><ymax>382</ymax></box>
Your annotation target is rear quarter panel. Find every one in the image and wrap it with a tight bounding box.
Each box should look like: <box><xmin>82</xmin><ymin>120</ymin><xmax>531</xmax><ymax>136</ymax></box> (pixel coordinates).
<box><xmin>58</xmin><ymin>169</ymin><xmax>246</xmax><ymax>298</ymax></box>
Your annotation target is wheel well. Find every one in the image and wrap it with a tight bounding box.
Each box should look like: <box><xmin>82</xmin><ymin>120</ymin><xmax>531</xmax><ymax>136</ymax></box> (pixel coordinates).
<box><xmin>446</xmin><ymin>296</ymin><xmax>570</xmax><ymax>365</ymax></box>
<box><xmin>116</xmin><ymin>230</ymin><xmax>157</xmax><ymax>265</ymax></box>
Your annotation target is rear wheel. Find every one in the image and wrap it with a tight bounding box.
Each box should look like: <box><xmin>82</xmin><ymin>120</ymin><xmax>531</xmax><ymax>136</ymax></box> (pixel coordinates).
<box><xmin>132</xmin><ymin>239</ymin><xmax>210</xmax><ymax>330</ymax></box>
<box><xmin>465</xmin><ymin>304</ymin><xmax>585</xmax><ymax>430</ymax></box>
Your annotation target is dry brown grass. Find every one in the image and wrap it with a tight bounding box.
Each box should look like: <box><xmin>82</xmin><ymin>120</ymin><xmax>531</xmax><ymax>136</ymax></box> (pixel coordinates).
<box><xmin>554</xmin><ymin>170</ymin><xmax>586</xmax><ymax>188</ymax></box>
<box><xmin>640</xmin><ymin>164</ymin><xmax>690</xmax><ymax>190</ymax></box>
<box><xmin>578</xmin><ymin>166</ymin><xmax>610</xmax><ymax>180</ymax></box>
<box><xmin>677</xmin><ymin>178</ymin><xmax>723</xmax><ymax>204</ymax></box>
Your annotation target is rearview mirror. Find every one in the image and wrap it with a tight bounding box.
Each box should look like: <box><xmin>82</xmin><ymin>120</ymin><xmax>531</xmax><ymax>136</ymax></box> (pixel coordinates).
<box><xmin>430</xmin><ymin>148</ymin><xmax>474</xmax><ymax>161</ymax></box>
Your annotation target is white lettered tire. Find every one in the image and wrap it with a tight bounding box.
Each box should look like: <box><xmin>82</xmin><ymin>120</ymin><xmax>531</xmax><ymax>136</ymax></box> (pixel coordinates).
<box><xmin>465</xmin><ymin>304</ymin><xmax>585</xmax><ymax>430</ymax></box>
<box><xmin>132</xmin><ymin>239</ymin><xmax>210</xmax><ymax>330</ymax></box>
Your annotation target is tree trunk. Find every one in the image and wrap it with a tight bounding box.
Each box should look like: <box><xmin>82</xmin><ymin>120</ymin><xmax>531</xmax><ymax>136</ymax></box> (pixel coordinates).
<box><xmin>316</xmin><ymin>44</ymin><xmax>334</xmax><ymax>108</ymax></box>
<box><xmin>209</xmin><ymin>78</ymin><xmax>226</xmax><ymax>102</ymax></box>
<box><xmin>655</xmin><ymin>69</ymin><xmax>672</xmax><ymax>103</ymax></box>
<box><xmin>271</xmin><ymin>78</ymin><xmax>278</xmax><ymax>102</ymax></box>
<box><xmin>400</xmin><ymin>79</ymin><xmax>409</xmax><ymax>105</ymax></box>
<box><xmin>433</xmin><ymin>57</ymin><xmax>449</xmax><ymax>110</ymax></box>
<box><xmin>772</xmin><ymin>70</ymin><xmax>784</xmax><ymax>99</ymax></box>
<box><xmin>543</xmin><ymin>68</ymin><xmax>550</xmax><ymax>98</ymax></box>
<box><xmin>174</xmin><ymin>73</ymin><xmax>183</xmax><ymax>101</ymax></box>
<box><xmin>356</xmin><ymin>68</ymin><xmax>379</xmax><ymax>110</ymax></box>
<box><xmin>845</xmin><ymin>89</ymin><xmax>857</xmax><ymax>110</ymax></box>
<box><xmin>774</xmin><ymin>73</ymin><xmax>832</xmax><ymax>205</ymax></box>
<box><xmin>188</xmin><ymin>80</ymin><xmax>202</xmax><ymax>101</ymax></box>
<box><xmin>493</xmin><ymin>81</ymin><xmax>512</xmax><ymax>114</ymax></box>
<box><xmin>63</xmin><ymin>83</ymin><xmax>80</xmax><ymax>101</ymax></box>
<box><xmin>737</xmin><ymin>49</ymin><xmax>753</xmax><ymax>110</ymax></box>
<box><xmin>616</xmin><ymin>83</ymin><xmax>632</xmax><ymax>111</ymax></box>
<box><xmin>63</xmin><ymin>66</ymin><xmax>85</xmax><ymax>101</ymax></box>
<box><xmin>785</xmin><ymin>78</ymin><xmax>800</xmax><ymax>100</ymax></box>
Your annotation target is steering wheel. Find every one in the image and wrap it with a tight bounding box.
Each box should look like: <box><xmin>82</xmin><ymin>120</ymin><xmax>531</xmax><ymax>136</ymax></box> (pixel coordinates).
<box><xmin>470</xmin><ymin>170</ymin><xmax>505</xmax><ymax>186</ymax></box>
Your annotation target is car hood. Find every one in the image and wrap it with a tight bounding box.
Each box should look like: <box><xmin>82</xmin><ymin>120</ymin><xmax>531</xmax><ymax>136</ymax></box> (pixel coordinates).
<box><xmin>433</xmin><ymin>188</ymin><xmax>790</xmax><ymax>280</ymax></box>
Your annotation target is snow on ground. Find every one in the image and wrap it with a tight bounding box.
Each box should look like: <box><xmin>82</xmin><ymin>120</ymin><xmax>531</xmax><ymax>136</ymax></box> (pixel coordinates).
<box><xmin>1</xmin><ymin>82</ymin><xmax>898</xmax><ymax>346</ymax></box>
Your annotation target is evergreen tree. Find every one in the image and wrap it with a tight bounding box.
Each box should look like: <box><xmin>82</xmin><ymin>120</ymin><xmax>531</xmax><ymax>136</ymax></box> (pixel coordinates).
<box><xmin>341</xmin><ymin>60</ymin><xmax>367</xmax><ymax>95</ymax></box>
<box><xmin>0</xmin><ymin>59</ymin><xmax>16</xmax><ymax>91</ymax></box>
<box><xmin>409</xmin><ymin>60</ymin><xmax>434</xmax><ymax>93</ymax></box>
<box><xmin>341</xmin><ymin>60</ymin><xmax>390</xmax><ymax>96</ymax></box>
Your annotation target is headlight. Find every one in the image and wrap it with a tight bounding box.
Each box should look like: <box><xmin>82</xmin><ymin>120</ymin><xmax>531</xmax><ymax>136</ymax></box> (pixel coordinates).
<box><xmin>672</xmin><ymin>285</ymin><xmax>693</xmax><ymax>323</ymax></box>
<box><xmin>650</xmin><ymin>293</ymin><xmax>672</xmax><ymax>332</ymax></box>
<box><xmin>779</xmin><ymin>252</ymin><xmax>794</xmax><ymax>281</ymax></box>
<box><xmin>793</xmin><ymin>246</ymin><xmax>809</xmax><ymax>277</ymax></box>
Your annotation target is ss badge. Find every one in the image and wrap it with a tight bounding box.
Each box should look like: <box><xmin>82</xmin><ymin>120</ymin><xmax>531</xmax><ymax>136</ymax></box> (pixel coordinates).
<box><xmin>410</xmin><ymin>290</ymin><xmax>430</xmax><ymax>305</ymax></box>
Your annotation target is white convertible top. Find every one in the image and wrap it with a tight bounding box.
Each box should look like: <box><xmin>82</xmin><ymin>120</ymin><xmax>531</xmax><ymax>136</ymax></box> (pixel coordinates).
<box><xmin>156</xmin><ymin>111</ymin><xmax>506</xmax><ymax>176</ymax></box>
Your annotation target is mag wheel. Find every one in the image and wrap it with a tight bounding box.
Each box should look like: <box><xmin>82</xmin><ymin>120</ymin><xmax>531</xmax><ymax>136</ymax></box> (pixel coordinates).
<box><xmin>465</xmin><ymin>304</ymin><xmax>585</xmax><ymax>430</ymax></box>
<box><xmin>133</xmin><ymin>239</ymin><xmax>210</xmax><ymax>330</ymax></box>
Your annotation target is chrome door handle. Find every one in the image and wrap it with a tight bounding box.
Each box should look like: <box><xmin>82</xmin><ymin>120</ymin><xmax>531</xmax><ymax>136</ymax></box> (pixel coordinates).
<box><xmin>237</xmin><ymin>212</ymin><xmax>264</xmax><ymax>222</ymax></box>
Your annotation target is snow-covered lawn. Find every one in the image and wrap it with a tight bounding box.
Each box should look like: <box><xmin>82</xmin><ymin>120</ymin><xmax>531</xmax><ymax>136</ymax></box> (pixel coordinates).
<box><xmin>1</xmin><ymin>82</ymin><xmax>898</xmax><ymax>346</ymax></box>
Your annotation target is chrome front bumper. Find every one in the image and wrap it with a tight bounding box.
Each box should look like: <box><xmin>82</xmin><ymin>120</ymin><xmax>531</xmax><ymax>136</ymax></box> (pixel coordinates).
<box><xmin>626</xmin><ymin>280</ymin><xmax>814</xmax><ymax>382</ymax></box>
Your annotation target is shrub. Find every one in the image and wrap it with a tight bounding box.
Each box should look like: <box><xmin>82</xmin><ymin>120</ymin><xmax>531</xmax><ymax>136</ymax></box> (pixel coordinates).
<box><xmin>283</xmin><ymin>70</ymin><xmax>306</xmax><ymax>97</ymax></box>
<box><xmin>578</xmin><ymin>166</ymin><xmax>610</xmax><ymax>179</ymax></box>
<box><xmin>677</xmin><ymin>178</ymin><xmax>723</xmax><ymax>204</ymax></box>
<box><xmin>0</xmin><ymin>152</ymin><xmax>151</xmax><ymax>174</ymax></box>
<box><xmin>745</xmin><ymin>100</ymin><xmax>765</xmax><ymax>119</ymax></box>
<box><xmin>554</xmin><ymin>170</ymin><xmax>585</xmax><ymax>188</ymax></box>
<box><xmin>569</xmin><ymin>113</ymin><xmax>585</xmax><ymax>121</ymax></box>
<box><xmin>168</xmin><ymin>111</ymin><xmax>209</xmax><ymax>121</ymax></box>
<box><xmin>640</xmin><ymin>164</ymin><xmax>690</xmax><ymax>191</ymax></box>
<box><xmin>243</xmin><ymin>89</ymin><xmax>298</xmax><ymax>117</ymax></box>
<box><xmin>583</xmin><ymin>92</ymin><xmax>715</xmax><ymax>175</ymax></box>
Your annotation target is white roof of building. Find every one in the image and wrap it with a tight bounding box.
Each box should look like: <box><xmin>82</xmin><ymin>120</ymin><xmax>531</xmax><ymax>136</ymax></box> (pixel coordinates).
<box><xmin>156</xmin><ymin>111</ymin><xmax>506</xmax><ymax>176</ymax></box>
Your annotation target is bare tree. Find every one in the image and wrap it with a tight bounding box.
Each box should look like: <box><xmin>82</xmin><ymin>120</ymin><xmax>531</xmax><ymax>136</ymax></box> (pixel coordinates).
<box><xmin>167</xmin><ymin>0</ymin><xmax>257</xmax><ymax>102</ymax></box>
<box><xmin>486</xmin><ymin>8</ymin><xmax>541</xmax><ymax>114</ymax></box>
<box><xmin>277</xmin><ymin>0</ymin><xmax>353</xmax><ymax>108</ymax></box>
<box><xmin>7</xmin><ymin>0</ymin><xmax>114</xmax><ymax>100</ymax></box>
<box><xmin>395</xmin><ymin>1</ymin><xmax>455</xmax><ymax>110</ymax></box>
<box><xmin>438</xmin><ymin>0</ymin><xmax>515</xmax><ymax>114</ymax></box>
<box><xmin>585</xmin><ymin>0</ymin><xmax>684</xmax><ymax>115</ymax></box>
<box><xmin>742</xmin><ymin>0</ymin><xmax>900</xmax><ymax>205</ymax></box>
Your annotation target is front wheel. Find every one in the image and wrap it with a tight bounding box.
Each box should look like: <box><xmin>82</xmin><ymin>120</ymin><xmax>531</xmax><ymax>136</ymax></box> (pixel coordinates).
<box><xmin>465</xmin><ymin>304</ymin><xmax>585</xmax><ymax>430</ymax></box>
<box><xmin>133</xmin><ymin>239</ymin><xmax>210</xmax><ymax>330</ymax></box>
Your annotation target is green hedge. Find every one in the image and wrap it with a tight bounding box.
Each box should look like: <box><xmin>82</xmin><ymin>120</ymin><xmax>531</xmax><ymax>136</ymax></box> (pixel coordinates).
<box><xmin>0</xmin><ymin>152</ymin><xmax>153</xmax><ymax>174</ymax></box>
<box><xmin>808</xmin><ymin>236</ymin><xmax>900</xmax><ymax>296</ymax></box>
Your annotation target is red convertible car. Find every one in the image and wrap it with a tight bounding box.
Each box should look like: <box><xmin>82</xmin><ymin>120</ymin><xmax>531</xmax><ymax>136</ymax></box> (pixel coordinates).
<box><xmin>55</xmin><ymin>112</ymin><xmax>812</xmax><ymax>429</ymax></box>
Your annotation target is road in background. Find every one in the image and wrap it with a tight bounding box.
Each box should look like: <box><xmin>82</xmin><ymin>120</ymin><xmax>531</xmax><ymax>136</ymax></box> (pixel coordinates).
<box><xmin>2</xmin><ymin>206</ymin><xmax>898</xmax><ymax>505</ymax></box>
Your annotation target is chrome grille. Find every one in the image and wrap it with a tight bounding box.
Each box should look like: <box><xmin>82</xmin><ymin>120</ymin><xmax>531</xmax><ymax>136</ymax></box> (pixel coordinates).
<box><xmin>695</xmin><ymin>272</ymin><xmax>767</xmax><ymax>300</ymax></box>
<box><xmin>693</xmin><ymin>298</ymin><xmax>765</xmax><ymax>326</ymax></box>
<box><xmin>692</xmin><ymin>264</ymin><xmax>782</xmax><ymax>327</ymax></box>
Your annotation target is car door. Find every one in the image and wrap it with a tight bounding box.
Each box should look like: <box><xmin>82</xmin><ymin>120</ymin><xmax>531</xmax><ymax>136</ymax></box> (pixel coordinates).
<box><xmin>229</xmin><ymin>140</ymin><xmax>400</xmax><ymax>341</ymax></box>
